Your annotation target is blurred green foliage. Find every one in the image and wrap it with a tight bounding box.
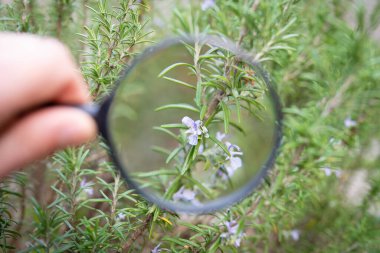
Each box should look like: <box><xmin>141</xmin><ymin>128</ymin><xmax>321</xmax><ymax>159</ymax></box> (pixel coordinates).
<box><xmin>0</xmin><ymin>0</ymin><xmax>379</xmax><ymax>252</ymax></box>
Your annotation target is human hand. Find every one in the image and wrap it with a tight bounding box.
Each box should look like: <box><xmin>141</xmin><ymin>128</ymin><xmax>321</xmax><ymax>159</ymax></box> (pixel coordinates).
<box><xmin>0</xmin><ymin>33</ymin><xmax>97</xmax><ymax>178</ymax></box>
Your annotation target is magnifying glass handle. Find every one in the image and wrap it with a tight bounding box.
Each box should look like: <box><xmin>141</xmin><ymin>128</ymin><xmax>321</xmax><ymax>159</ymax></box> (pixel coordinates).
<box><xmin>26</xmin><ymin>102</ymin><xmax>108</xmax><ymax>139</ymax></box>
<box><xmin>74</xmin><ymin>103</ymin><xmax>100</xmax><ymax>119</ymax></box>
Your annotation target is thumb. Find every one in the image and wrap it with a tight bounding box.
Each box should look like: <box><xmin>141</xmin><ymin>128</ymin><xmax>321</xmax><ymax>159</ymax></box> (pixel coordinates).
<box><xmin>0</xmin><ymin>107</ymin><xmax>97</xmax><ymax>178</ymax></box>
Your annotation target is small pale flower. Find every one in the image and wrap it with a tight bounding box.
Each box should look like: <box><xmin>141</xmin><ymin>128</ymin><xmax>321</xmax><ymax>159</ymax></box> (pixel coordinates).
<box><xmin>235</xmin><ymin>237</ymin><xmax>242</xmax><ymax>247</ymax></box>
<box><xmin>227</xmin><ymin>156</ymin><xmax>242</xmax><ymax>171</ymax></box>
<box><xmin>182</xmin><ymin>116</ymin><xmax>207</xmax><ymax>146</ymax></box>
<box><xmin>117</xmin><ymin>213</ymin><xmax>126</xmax><ymax>221</ymax></box>
<box><xmin>290</xmin><ymin>229</ymin><xmax>300</xmax><ymax>241</ymax></box>
<box><xmin>201</xmin><ymin>0</ymin><xmax>215</xmax><ymax>10</ymax></box>
<box><xmin>216</xmin><ymin>131</ymin><xmax>226</xmax><ymax>141</ymax></box>
<box><xmin>201</xmin><ymin>125</ymin><xmax>209</xmax><ymax>138</ymax></box>
<box><xmin>221</xmin><ymin>220</ymin><xmax>245</xmax><ymax>247</ymax></box>
<box><xmin>226</xmin><ymin>142</ymin><xmax>243</xmax><ymax>157</ymax></box>
<box><xmin>344</xmin><ymin>117</ymin><xmax>357</xmax><ymax>128</ymax></box>
<box><xmin>80</xmin><ymin>179</ymin><xmax>94</xmax><ymax>196</ymax></box>
<box><xmin>173</xmin><ymin>186</ymin><xmax>197</xmax><ymax>202</ymax></box>
<box><xmin>321</xmin><ymin>167</ymin><xmax>333</xmax><ymax>176</ymax></box>
<box><xmin>198</xmin><ymin>144</ymin><xmax>204</xmax><ymax>154</ymax></box>
<box><xmin>85</xmin><ymin>188</ymin><xmax>94</xmax><ymax>196</ymax></box>
<box><xmin>321</xmin><ymin>167</ymin><xmax>342</xmax><ymax>177</ymax></box>
<box><xmin>225</xmin><ymin>221</ymin><xmax>238</xmax><ymax>234</ymax></box>
<box><xmin>151</xmin><ymin>243</ymin><xmax>162</xmax><ymax>253</ymax></box>
<box><xmin>222</xmin><ymin>142</ymin><xmax>243</xmax><ymax>179</ymax></box>
<box><xmin>334</xmin><ymin>170</ymin><xmax>342</xmax><ymax>177</ymax></box>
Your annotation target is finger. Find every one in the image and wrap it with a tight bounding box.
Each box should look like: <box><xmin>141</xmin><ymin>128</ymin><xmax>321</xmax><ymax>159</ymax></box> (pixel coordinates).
<box><xmin>0</xmin><ymin>106</ymin><xmax>97</xmax><ymax>178</ymax></box>
<box><xmin>0</xmin><ymin>33</ymin><xmax>89</xmax><ymax>124</ymax></box>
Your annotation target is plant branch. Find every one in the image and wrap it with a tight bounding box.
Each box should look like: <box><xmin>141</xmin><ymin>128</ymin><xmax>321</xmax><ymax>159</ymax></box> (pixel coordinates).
<box><xmin>56</xmin><ymin>0</ymin><xmax>64</xmax><ymax>39</ymax></box>
<box><xmin>252</xmin><ymin>0</ymin><xmax>260</xmax><ymax>11</ymax></box>
<box><xmin>204</xmin><ymin>90</ymin><xmax>225</xmax><ymax>122</ymax></box>
<box><xmin>122</xmin><ymin>214</ymin><xmax>153</xmax><ymax>252</ymax></box>
<box><xmin>321</xmin><ymin>75</ymin><xmax>355</xmax><ymax>117</ymax></box>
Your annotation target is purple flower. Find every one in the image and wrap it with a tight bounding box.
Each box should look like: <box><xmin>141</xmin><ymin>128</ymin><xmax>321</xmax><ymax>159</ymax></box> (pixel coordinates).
<box><xmin>344</xmin><ymin>117</ymin><xmax>357</xmax><ymax>128</ymax></box>
<box><xmin>151</xmin><ymin>243</ymin><xmax>162</xmax><ymax>253</ymax></box>
<box><xmin>226</xmin><ymin>142</ymin><xmax>243</xmax><ymax>157</ymax></box>
<box><xmin>223</xmin><ymin>142</ymin><xmax>243</xmax><ymax>178</ymax></box>
<box><xmin>290</xmin><ymin>229</ymin><xmax>300</xmax><ymax>241</ymax></box>
<box><xmin>216</xmin><ymin>131</ymin><xmax>226</xmax><ymax>141</ymax></box>
<box><xmin>201</xmin><ymin>0</ymin><xmax>215</xmax><ymax>10</ymax></box>
<box><xmin>198</xmin><ymin>144</ymin><xmax>205</xmax><ymax>154</ymax></box>
<box><xmin>182</xmin><ymin>116</ymin><xmax>208</xmax><ymax>145</ymax></box>
<box><xmin>225</xmin><ymin>221</ymin><xmax>238</xmax><ymax>234</ymax></box>
<box><xmin>321</xmin><ymin>167</ymin><xmax>342</xmax><ymax>177</ymax></box>
<box><xmin>235</xmin><ymin>236</ymin><xmax>242</xmax><ymax>247</ymax></box>
<box><xmin>172</xmin><ymin>186</ymin><xmax>201</xmax><ymax>205</ymax></box>
<box><xmin>221</xmin><ymin>220</ymin><xmax>245</xmax><ymax>247</ymax></box>
<box><xmin>117</xmin><ymin>213</ymin><xmax>126</xmax><ymax>221</ymax></box>
<box><xmin>80</xmin><ymin>179</ymin><xmax>94</xmax><ymax>196</ymax></box>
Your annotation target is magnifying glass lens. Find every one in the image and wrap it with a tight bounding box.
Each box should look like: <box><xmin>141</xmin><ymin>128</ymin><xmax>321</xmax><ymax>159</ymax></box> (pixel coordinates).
<box><xmin>107</xmin><ymin>38</ymin><xmax>279</xmax><ymax>212</ymax></box>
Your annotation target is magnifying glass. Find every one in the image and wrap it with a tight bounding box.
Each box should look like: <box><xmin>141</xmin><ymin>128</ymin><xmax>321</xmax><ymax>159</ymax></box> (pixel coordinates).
<box><xmin>80</xmin><ymin>35</ymin><xmax>282</xmax><ymax>213</ymax></box>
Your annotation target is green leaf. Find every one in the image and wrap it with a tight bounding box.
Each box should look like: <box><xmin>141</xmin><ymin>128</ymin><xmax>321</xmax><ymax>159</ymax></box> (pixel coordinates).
<box><xmin>239</xmin><ymin>96</ymin><xmax>265</xmax><ymax>110</ymax></box>
<box><xmin>202</xmin><ymin>81</ymin><xmax>226</xmax><ymax>91</ymax></box>
<box><xmin>208</xmin><ymin>237</ymin><xmax>222</xmax><ymax>253</ymax></box>
<box><xmin>198</xmin><ymin>54</ymin><xmax>226</xmax><ymax>62</ymax></box>
<box><xmin>163</xmin><ymin>176</ymin><xmax>182</xmax><ymax>199</ymax></box>
<box><xmin>155</xmin><ymin>103</ymin><xmax>199</xmax><ymax>113</ymax></box>
<box><xmin>184</xmin><ymin>175</ymin><xmax>214</xmax><ymax>199</ymax></box>
<box><xmin>209</xmin><ymin>135</ymin><xmax>230</xmax><ymax>156</ymax></box>
<box><xmin>195</xmin><ymin>79</ymin><xmax>202</xmax><ymax>107</ymax></box>
<box><xmin>162</xmin><ymin>76</ymin><xmax>196</xmax><ymax>90</ymax></box>
<box><xmin>181</xmin><ymin>146</ymin><xmax>196</xmax><ymax>175</ymax></box>
<box><xmin>220</xmin><ymin>101</ymin><xmax>230</xmax><ymax>133</ymax></box>
<box><xmin>160</xmin><ymin>123</ymin><xmax>187</xmax><ymax>129</ymax></box>
<box><xmin>268</xmin><ymin>45</ymin><xmax>295</xmax><ymax>52</ymax></box>
<box><xmin>153</xmin><ymin>127</ymin><xmax>179</xmax><ymax>140</ymax></box>
<box><xmin>233</xmin><ymin>90</ymin><xmax>242</xmax><ymax>123</ymax></box>
<box><xmin>158</xmin><ymin>62</ymin><xmax>195</xmax><ymax>77</ymax></box>
<box><xmin>211</xmin><ymin>74</ymin><xmax>230</xmax><ymax>86</ymax></box>
<box><xmin>151</xmin><ymin>146</ymin><xmax>171</xmax><ymax>156</ymax></box>
<box><xmin>163</xmin><ymin>237</ymin><xmax>201</xmax><ymax>248</ymax></box>
<box><xmin>132</xmin><ymin>169</ymin><xmax>177</xmax><ymax>178</ymax></box>
<box><xmin>166</xmin><ymin>147</ymin><xmax>183</xmax><ymax>164</ymax></box>
<box><xmin>179</xmin><ymin>222</ymin><xmax>205</xmax><ymax>234</ymax></box>
<box><xmin>200</xmin><ymin>104</ymin><xmax>207</xmax><ymax>120</ymax></box>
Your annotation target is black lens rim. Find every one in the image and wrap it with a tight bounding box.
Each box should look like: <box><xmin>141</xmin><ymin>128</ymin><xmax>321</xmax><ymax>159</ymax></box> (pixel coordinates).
<box><xmin>97</xmin><ymin>35</ymin><xmax>283</xmax><ymax>214</ymax></box>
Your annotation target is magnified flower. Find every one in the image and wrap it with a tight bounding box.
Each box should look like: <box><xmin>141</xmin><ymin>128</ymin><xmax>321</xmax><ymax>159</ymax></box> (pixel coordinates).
<box><xmin>344</xmin><ymin>117</ymin><xmax>357</xmax><ymax>128</ymax></box>
<box><xmin>221</xmin><ymin>142</ymin><xmax>243</xmax><ymax>179</ymax></box>
<box><xmin>201</xmin><ymin>0</ymin><xmax>215</xmax><ymax>10</ymax></box>
<box><xmin>80</xmin><ymin>179</ymin><xmax>94</xmax><ymax>196</ymax></box>
<box><xmin>182</xmin><ymin>116</ymin><xmax>207</xmax><ymax>146</ymax></box>
<box><xmin>226</xmin><ymin>142</ymin><xmax>243</xmax><ymax>157</ymax></box>
<box><xmin>172</xmin><ymin>186</ymin><xmax>201</xmax><ymax>206</ymax></box>
<box><xmin>225</xmin><ymin>157</ymin><xmax>242</xmax><ymax>175</ymax></box>
<box><xmin>198</xmin><ymin>144</ymin><xmax>205</xmax><ymax>154</ymax></box>
<box><xmin>216</xmin><ymin>131</ymin><xmax>226</xmax><ymax>142</ymax></box>
<box><xmin>221</xmin><ymin>220</ymin><xmax>245</xmax><ymax>247</ymax></box>
<box><xmin>151</xmin><ymin>243</ymin><xmax>162</xmax><ymax>253</ymax></box>
<box><xmin>173</xmin><ymin>186</ymin><xmax>196</xmax><ymax>202</ymax></box>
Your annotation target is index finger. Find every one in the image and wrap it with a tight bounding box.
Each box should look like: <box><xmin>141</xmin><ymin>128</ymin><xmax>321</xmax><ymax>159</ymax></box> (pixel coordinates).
<box><xmin>0</xmin><ymin>33</ymin><xmax>90</xmax><ymax>126</ymax></box>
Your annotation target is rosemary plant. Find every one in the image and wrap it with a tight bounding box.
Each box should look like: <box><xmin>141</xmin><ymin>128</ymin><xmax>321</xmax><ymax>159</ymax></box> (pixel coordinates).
<box><xmin>0</xmin><ymin>0</ymin><xmax>379</xmax><ymax>252</ymax></box>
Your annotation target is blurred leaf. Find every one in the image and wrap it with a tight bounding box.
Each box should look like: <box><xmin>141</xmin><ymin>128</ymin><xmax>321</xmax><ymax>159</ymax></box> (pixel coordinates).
<box><xmin>155</xmin><ymin>103</ymin><xmax>199</xmax><ymax>113</ymax></box>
